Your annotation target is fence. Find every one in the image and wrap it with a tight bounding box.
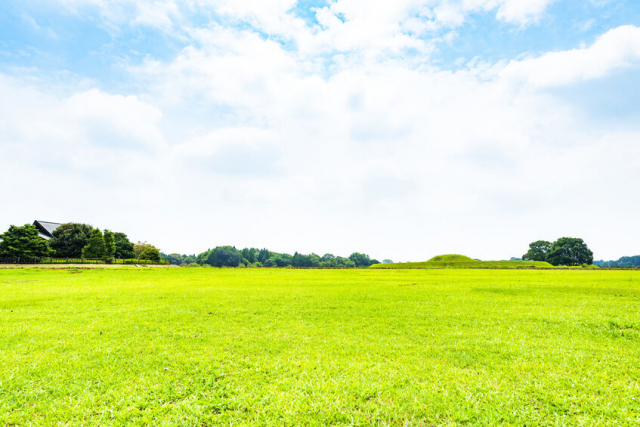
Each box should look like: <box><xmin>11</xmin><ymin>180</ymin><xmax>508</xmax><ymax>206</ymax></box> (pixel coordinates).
<box><xmin>0</xmin><ymin>257</ymin><xmax>170</xmax><ymax>265</ymax></box>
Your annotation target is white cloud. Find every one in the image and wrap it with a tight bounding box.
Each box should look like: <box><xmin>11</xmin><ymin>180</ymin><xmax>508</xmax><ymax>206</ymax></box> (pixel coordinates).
<box><xmin>115</xmin><ymin>23</ymin><xmax>640</xmax><ymax>259</ymax></box>
<box><xmin>53</xmin><ymin>0</ymin><xmax>557</xmax><ymax>50</ymax></box>
<box><xmin>493</xmin><ymin>0</ymin><xmax>556</xmax><ymax>25</ymax></box>
<box><xmin>0</xmin><ymin>76</ymin><xmax>166</xmax><ymax>176</ymax></box>
<box><xmin>500</xmin><ymin>25</ymin><xmax>640</xmax><ymax>88</ymax></box>
<box><xmin>133</xmin><ymin>0</ymin><xmax>180</xmax><ymax>31</ymax></box>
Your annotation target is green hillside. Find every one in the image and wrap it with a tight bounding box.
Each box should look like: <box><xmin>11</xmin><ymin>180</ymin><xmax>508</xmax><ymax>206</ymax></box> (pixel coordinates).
<box><xmin>427</xmin><ymin>254</ymin><xmax>478</xmax><ymax>263</ymax></box>
<box><xmin>371</xmin><ymin>254</ymin><xmax>557</xmax><ymax>269</ymax></box>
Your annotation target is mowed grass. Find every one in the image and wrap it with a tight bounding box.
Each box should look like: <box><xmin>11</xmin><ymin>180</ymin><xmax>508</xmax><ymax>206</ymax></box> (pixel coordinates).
<box><xmin>371</xmin><ymin>254</ymin><xmax>557</xmax><ymax>269</ymax></box>
<box><xmin>1</xmin><ymin>268</ymin><xmax>639</xmax><ymax>425</ymax></box>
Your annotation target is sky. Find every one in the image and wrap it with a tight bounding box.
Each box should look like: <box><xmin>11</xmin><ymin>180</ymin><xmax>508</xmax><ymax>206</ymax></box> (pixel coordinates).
<box><xmin>1</xmin><ymin>0</ymin><xmax>639</xmax><ymax>262</ymax></box>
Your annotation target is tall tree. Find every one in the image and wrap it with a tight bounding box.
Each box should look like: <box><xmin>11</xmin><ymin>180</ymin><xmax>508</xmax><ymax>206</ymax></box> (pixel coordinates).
<box><xmin>522</xmin><ymin>240</ymin><xmax>552</xmax><ymax>262</ymax></box>
<box><xmin>0</xmin><ymin>224</ymin><xmax>53</xmax><ymax>258</ymax></box>
<box><xmin>113</xmin><ymin>233</ymin><xmax>135</xmax><ymax>259</ymax></box>
<box><xmin>546</xmin><ymin>237</ymin><xmax>594</xmax><ymax>266</ymax></box>
<box><xmin>103</xmin><ymin>230</ymin><xmax>116</xmax><ymax>258</ymax></box>
<box><xmin>257</xmin><ymin>249</ymin><xmax>271</xmax><ymax>264</ymax></box>
<box><xmin>49</xmin><ymin>223</ymin><xmax>93</xmax><ymax>258</ymax></box>
<box><xmin>82</xmin><ymin>229</ymin><xmax>106</xmax><ymax>258</ymax></box>
<box><xmin>292</xmin><ymin>252</ymin><xmax>309</xmax><ymax>267</ymax></box>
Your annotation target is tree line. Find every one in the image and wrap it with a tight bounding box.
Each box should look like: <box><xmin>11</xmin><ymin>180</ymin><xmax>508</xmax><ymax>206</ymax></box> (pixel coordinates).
<box><xmin>160</xmin><ymin>246</ymin><xmax>381</xmax><ymax>268</ymax></box>
<box><xmin>0</xmin><ymin>223</ymin><xmax>161</xmax><ymax>261</ymax></box>
<box><xmin>593</xmin><ymin>256</ymin><xmax>640</xmax><ymax>268</ymax></box>
<box><xmin>522</xmin><ymin>237</ymin><xmax>594</xmax><ymax>266</ymax></box>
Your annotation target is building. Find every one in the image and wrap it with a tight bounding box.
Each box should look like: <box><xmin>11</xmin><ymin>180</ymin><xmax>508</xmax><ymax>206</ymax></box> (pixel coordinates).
<box><xmin>33</xmin><ymin>220</ymin><xmax>63</xmax><ymax>241</ymax></box>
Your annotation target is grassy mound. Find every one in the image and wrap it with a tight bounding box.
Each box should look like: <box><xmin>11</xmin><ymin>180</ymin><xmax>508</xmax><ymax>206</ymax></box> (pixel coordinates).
<box><xmin>371</xmin><ymin>254</ymin><xmax>556</xmax><ymax>269</ymax></box>
<box><xmin>427</xmin><ymin>254</ymin><xmax>478</xmax><ymax>263</ymax></box>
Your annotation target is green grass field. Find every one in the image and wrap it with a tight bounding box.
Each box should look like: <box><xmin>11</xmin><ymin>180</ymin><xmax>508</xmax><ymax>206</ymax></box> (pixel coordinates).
<box><xmin>1</xmin><ymin>268</ymin><xmax>639</xmax><ymax>425</ymax></box>
<box><xmin>371</xmin><ymin>254</ymin><xmax>560</xmax><ymax>270</ymax></box>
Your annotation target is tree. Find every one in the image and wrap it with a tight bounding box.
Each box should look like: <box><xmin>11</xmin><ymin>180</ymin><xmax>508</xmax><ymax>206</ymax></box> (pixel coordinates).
<box><xmin>49</xmin><ymin>223</ymin><xmax>93</xmax><ymax>258</ymax></box>
<box><xmin>82</xmin><ymin>228</ymin><xmax>106</xmax><ymax>258</ymax></box>
<box><xmin>257</xmin><ymin>249</ymin><xmax>271</xmax><ymax>264</ymax></box>
<box><xmin>204</xmin><ymin>246</ymin><xmax>242</xmax><ymax>267</ymax></box>
<box><xmin>344</xmin><ymin>259</ymin><xmax>356</xmax><ymax>268</ymax></box>
<box><xmin>134</xmin><ymin>242</ymin><xmax>157</xmax><ymax>258</ymax></box>
<box><xmin>242</xmin><ymin>248</ymin><xmax>257</xmax><ymax>264</ymax></box>
<box><xmin>307</xmin><ymin>253</ymin><xmax>321</xmax><ymax>267</ymax></box>
<box><xmin>164</xmin><ymin>253</ymin><xmax>184</xmax><ymax>265</ymax></box>
<box><xmin>183</xmin><ymin>255</ymin><xmax>196</xmax><ymax>265</ymax></box>
<box><xmin>139</xmin><ymin>246</ymin><xmax>161</xmax><ymax>261</ymax></box>
<box><xmin>112</xmin><ymin>233</ymin><xmax>135</xmax><ymax>258</ymax></box>
<box><xmin>349</xmin><ymin>252</ymin><xmax>373</xmax><ymax>267</ymax></box>
<box><xmin>546</xmin><ymin>237</ymin><xmax>594</xmax><ymax>266</ymax></box>
<box><xmin>0</xmin><ymin>224</ymin><xmax>53</xmax><ymax>258</ymax></box>
<box><xmin>196</xmin><ymin>249</ymin><xmax>211</xmax><ymax>265</ymax></box>
<box><xmin>292</xmin><ymin>252</ymin><xmax>310</xmax><ymax>267</ymax></box>
<box><xmin>104</xmin><ymin>230</ymin><xmax>116</xmax><ymax>258</ymax></box>
<box><xmin>522</xmin><ymin>240</ymin><xmax>552</xmax><ymax>262</ymax></box>
<box><xmin>279</xmin><ymin>254</ymin><xmax>293</xmax><ymax>267</ymax></box>
<box><xmin>617</xmin><ymin>256</ymin><xmax>640</xmax><ymax>267</ymax></box>
<box><xmin>335</xmin><ymin>256</ymin><xmax>349</xmax><ymax>267</ymax></box>
<box><xmin>263</xmin><ymin>258</ymin><xmax>277</xmax><ymax>267</ymax></box>
<box><xmin>383</xmin><ymin>259</ymin><xmax>394</xmax><ymax>264</ymax></box>
<box><xmin>321</xmin><ymin>254</ymin><xmax>337</xmax><ymax>267</ymax></box>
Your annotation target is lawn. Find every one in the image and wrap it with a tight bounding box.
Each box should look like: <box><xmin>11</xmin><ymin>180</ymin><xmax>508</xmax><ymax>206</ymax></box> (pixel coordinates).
<box><xmin>370</xmin><ymin>254</ymin><xmax>559</xmax><ymax>269</ymax></box>
<box><xmin>1</xmin><ymin>268</ymin><xmax>639</xmax><ymax>425</ymax></box>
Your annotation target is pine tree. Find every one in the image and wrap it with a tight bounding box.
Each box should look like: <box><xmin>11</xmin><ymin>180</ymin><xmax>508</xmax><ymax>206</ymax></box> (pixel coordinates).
<box><xmin>0</xmin><ymin>224</ymin><xmax>53</xmax><ymax>258</ymax></box>
<box><xmin>82</xmin><ymin>228</ymin><xmax>106</xmax><ymax>258</ymax></box>
<box><xmin>103</xmin><ymin>230</ymin><xmax>116</xmax><ymax>258</ymax></box>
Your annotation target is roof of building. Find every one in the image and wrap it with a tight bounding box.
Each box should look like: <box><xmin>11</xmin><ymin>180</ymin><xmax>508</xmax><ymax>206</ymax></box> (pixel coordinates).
<box><xmin>33</xmin><ymin>220</ymin><xmax>63</xmax><ymax>240</ymax></box>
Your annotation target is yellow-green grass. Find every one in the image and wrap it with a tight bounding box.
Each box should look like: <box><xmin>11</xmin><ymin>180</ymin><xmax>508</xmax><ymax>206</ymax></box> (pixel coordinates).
<box><xmin>372</xmin><ymin>254</ymin><xmax>559</xmax><ymax>269</ymax></box>
<box><xmin>1</xmin><ymin>268</ymin><xmax>639</xmax><ymax>425</ymax></box>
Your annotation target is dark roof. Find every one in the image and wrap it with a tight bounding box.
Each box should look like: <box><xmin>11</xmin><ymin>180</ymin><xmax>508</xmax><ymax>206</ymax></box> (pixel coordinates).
<box><xmin>33</xmin><ymin>220</ymin><xmax>63</xmax><ymax>240</ymax></box>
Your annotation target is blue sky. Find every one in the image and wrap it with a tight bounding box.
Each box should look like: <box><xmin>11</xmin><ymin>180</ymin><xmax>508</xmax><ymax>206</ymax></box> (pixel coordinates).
<box><xmin>2</xmin><ymin>1</ymin><xmax>639</xmax><ymax>81</ymax></box>
<box><xmin>1</xmin><ymin>0</ymin><xmax>639</xmax><ymax>261</ymax></box>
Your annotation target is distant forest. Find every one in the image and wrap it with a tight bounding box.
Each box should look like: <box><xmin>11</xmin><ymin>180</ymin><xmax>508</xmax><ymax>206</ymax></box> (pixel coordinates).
<box><xmin>593</xmin><ymin>256</ymin><xmax>640</xmax><ymax>268</ymax></box>
<box><xmin>162</xmin><ymin>247</ymin><xmax>381</xmax><ymax>268</ymax></box>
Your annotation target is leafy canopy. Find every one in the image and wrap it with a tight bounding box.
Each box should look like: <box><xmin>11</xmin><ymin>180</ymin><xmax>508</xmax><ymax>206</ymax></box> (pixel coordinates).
<box><xmin>546</xmin><ymin>237</ymin><xmax>594</xmax><ymax>266</ymax></box>
<box><xmin>0</xmin><ymin>224</ymin><xmax>53</xmax><ymax>258</ymax></box>
<box><xmin>139</xmin><ymin>246</ymin><xmax>161</xmax><ymax>261</ymax></box>
<box><xmin>82</xmin><ymin>228</ymin><xmax>106</xmax><ymax>258</ymax></box>
<box><xmin>113</xmin><ymin>233</ymin><xmax>135</xmax><ymax>259</ymax></box>
<box><xmin>196</xmin><ymin>246</ymin><xmax>381</xmax><ymax>268</ymax></box>
<box><xmin>49</xmin><ymin>223</ymin><xmax>93</xmax><ymax>258</ymax></box>
<box><xmin>104</xmin><ymin>230</ymin><xmax>116</xmax><ymax>258</ymax></box>
<box><xmin>204</xmin><ymin>246</ymin><xmax>242</xmax><ymax>267</ymax></box>
<box><xmin>523</xmin><ymin>241</ymin><xmax>552</xmax><ymax>262</ymax></box>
